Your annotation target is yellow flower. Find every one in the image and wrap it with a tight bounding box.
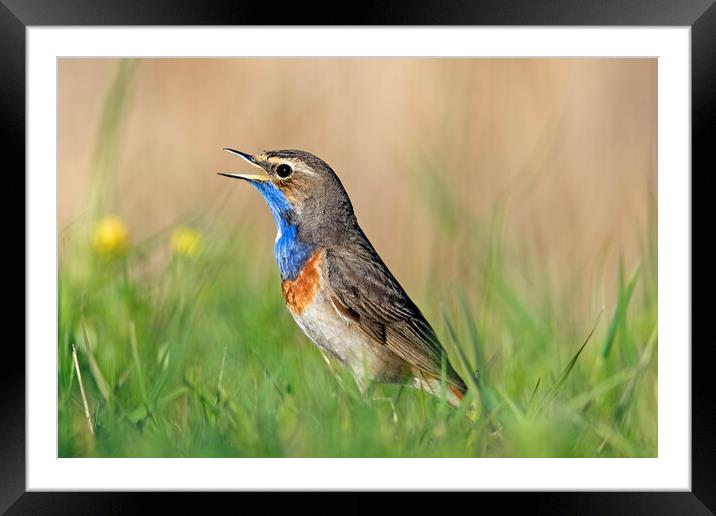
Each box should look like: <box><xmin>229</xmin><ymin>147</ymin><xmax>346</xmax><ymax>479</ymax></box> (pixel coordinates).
<box><xmin>170</xmin><ymin>227</ymin><xmax>201</xmax><ymax>257</ymax></box>
<box><xmin>92</xmin><ymin>216</ymin><xmax>129</xmax><ymax>257</ymax></box>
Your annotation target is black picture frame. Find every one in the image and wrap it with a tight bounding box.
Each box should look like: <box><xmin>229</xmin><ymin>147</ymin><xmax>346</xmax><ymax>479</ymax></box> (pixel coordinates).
<box><xmin>5</xmin><ymin>0</ymin><xmax>710</xmax><ymax>512</ymax></box>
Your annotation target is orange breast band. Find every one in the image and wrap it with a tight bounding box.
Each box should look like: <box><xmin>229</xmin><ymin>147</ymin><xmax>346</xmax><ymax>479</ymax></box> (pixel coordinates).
<box><xmin>282</xmin><ymin>251</ymin><xmax>322</xmax><ymax>314</ymax></box>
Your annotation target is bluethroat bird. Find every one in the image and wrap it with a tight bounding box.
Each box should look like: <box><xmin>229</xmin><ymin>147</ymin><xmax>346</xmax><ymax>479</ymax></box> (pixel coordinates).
<box><xmin>219</xmin><ymin>149</ymin><xmax>467</xmax><ymax>406</ymax></box>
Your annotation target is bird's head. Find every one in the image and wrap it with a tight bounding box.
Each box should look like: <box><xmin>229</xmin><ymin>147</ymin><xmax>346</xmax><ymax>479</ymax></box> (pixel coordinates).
<box><xmin>219</xmin><ymin>148</ymin><xmax>356</xmax><ymax>244</ymax></box>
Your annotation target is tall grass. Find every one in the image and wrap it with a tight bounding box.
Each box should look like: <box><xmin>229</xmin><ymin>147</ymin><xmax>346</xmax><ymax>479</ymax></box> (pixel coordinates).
<box><xmin>58</xmin><ymin>60</ymin><xmax>657</xmax><ymax>458</ymax></box>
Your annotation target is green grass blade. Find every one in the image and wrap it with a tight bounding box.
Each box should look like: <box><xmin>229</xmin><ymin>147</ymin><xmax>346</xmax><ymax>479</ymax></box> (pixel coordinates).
<box><xmin>80</xmin><ymin>318</ymin><xmax>111</xmax><ymax>402</ymax></box>
<box><xmin>541</xmin><ymin>307</ymin><xmax>604</xmax><ymax>407</ymax></box>
<box><xmin>456</xmin><ymin>288</ymin><xmax>486</xmax><ymax>383</ymax></box>
<box><xmin>601</xmin><ymin>262</ymin><xmax>641</xmax><ymax>359</ymax></box>
<box><xmin>441</xmin><ymin>307</ymin><xmax>500</xmax><ymax>417</ymax></box>
<box><xmin>129</xmin><ymin>321</ymin><xmax>150</xmax><ymax>409</ymax></box>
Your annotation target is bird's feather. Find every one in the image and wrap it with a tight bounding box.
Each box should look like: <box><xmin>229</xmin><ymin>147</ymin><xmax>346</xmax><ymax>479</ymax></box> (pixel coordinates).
<box><xmin>325</xmin><ymin>243</ymin><xmax>466</xmax><ymax>391</ymax></box>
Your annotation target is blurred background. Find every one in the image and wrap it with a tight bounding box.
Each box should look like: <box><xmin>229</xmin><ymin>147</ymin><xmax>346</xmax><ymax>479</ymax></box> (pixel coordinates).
<box><xmin>59</xmin><ymin>59</ymin><xmax>656</xmax><ymax>306</ymax></box>
<box><xmin>58</xmin><ymin>59</ymin><xmax>657</xmax><ymax>457</ymax></box>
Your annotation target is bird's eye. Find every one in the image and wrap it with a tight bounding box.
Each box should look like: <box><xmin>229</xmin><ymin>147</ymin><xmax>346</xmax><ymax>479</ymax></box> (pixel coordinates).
<box><xmin>276</xmin><ymin>164</ymin><xmax>293</xmax><ymax>179</ymax></box>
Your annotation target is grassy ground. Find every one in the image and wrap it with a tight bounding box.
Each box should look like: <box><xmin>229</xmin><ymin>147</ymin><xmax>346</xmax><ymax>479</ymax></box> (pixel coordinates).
<box><xmin>58</xmin><ymin>61</ymin><xmax>657</xmax><ymax>458</ymax></box>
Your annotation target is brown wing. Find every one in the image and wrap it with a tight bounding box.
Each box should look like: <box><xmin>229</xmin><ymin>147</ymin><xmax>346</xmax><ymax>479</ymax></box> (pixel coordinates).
<box><xmin>324</xmin><ymin>245</ymin><xmax>465</xmax><ymax>390</ymax></box>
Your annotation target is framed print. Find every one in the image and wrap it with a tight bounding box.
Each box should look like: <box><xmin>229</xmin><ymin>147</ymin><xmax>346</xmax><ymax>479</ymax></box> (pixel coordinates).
<box><xmin>7</xmin><ymin>0</ymin><xmax>711</xmax><ymax>511</ymax></box>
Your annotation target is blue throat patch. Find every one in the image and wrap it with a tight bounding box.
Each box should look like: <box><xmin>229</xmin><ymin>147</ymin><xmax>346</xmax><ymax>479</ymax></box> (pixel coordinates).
<box><xmin>251</xmin><ymin>181</ymin><xmax>314</xmax><ymax>281</ymax></box>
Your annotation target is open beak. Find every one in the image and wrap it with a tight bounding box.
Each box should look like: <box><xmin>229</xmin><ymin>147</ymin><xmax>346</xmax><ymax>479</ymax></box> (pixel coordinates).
<box><xmin>218</xmin><ymin>148</ymin><xmax>271</xmax><ymax>182</ymax></box>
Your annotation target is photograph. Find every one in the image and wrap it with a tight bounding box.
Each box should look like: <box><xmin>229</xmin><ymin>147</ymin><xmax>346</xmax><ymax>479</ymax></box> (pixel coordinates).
<box><xmin>57</xmin><ymin>57</ymin><xmax>657</xmax><ymax>459</ymax></box>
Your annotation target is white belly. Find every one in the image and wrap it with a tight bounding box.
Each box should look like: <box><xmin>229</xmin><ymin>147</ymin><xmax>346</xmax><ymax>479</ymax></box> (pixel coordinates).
<box><xmin>289</xmin><ymin>290</ymin><xmax>408</xmax><ymax>386</ymax></box>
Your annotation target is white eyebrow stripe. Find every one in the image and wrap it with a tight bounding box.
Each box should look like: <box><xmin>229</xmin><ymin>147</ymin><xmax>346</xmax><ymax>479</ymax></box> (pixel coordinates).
<box><xmin>268</xmin><ymin>157</ymin><xmax>317</xmax><ymax>176</ymax></box>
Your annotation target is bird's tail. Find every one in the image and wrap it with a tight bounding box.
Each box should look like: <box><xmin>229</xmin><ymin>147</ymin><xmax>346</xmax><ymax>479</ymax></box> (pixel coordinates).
<box><xmin>448</xmin><ymin>384</ymin><xmax>466</xmax><ymax>408</ymax></box>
